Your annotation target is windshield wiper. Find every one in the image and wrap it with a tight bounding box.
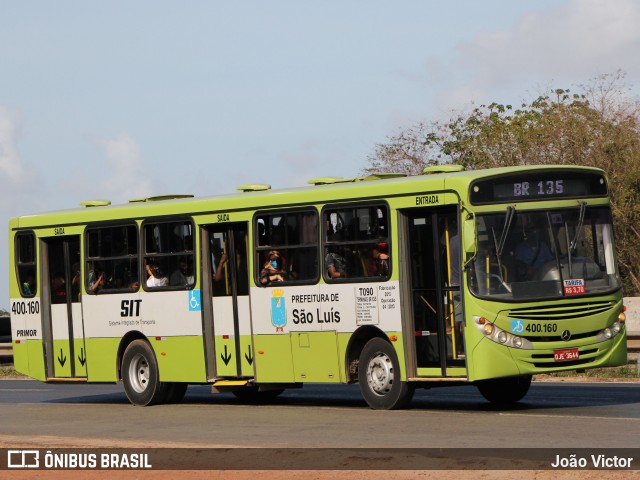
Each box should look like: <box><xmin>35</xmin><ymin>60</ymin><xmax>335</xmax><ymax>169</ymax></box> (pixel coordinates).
<box><xmin>547</xmin><ymin>211</ymin><xmax>563</xmax><ymax>278</ymax></box>
<box><xmin>570</xmin><ymin>201</ymin><xmax>587</xmax><ymax>251</ymax></box>
<box><xmin>566</xmin><ymin>201</ymin><xmax>587</xmax><ymax>278</ymax></box>
<box><xmin>491</xmin><ymin>206</ymin><xmax>515</xmax><ymax>283</ymax></box>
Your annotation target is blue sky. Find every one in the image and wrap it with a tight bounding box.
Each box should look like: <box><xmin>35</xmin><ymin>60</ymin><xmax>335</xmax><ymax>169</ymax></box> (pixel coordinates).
<box><xmin>2</xmin><ymin>0</ymin><xmax>639</xmax><ymax>308</ymax></box>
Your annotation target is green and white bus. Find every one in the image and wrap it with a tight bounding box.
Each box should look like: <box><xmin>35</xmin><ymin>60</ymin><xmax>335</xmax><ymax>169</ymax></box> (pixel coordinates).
<box><xmin>8</xmin><ymin>165</ymin><xmax>627</xmax><ymax>409</ymax></box>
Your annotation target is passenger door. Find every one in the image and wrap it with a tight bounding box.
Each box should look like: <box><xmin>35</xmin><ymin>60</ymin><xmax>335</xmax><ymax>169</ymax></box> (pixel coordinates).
<box><xmin>41</xmin><ymin>236</ymin><xmax>86</xmax><ymax>379</ymax></box>
<box><xmin>201</xmin><ymin>223</ymin><xmax>253</xmax><ymax>379</ymax></box>
<box><xmin>401</xmin><ymin>207</ymin><xmax>465</xmax><ymax>377</ymax></box>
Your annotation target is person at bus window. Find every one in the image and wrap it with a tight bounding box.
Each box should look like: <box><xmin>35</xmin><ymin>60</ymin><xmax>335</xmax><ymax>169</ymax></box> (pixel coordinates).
<box><xmin>325</xmin><ymin>245</ymin><xmax>349</xmax><ymax>279</ymax></box>
<box><xmin>515</xmin><ymin>231</ymin><xmax>554</xmax><ymax>281</ymax></box>
<box><xmin>146</xmin><ymin>261</ymin><xmax>168</xmax><ymax>287</ymax></box>
<box><xmin>51</xmin><ymin>273</ymin><xmax>67</xmax><ymax>304</ymax></box>
<box><xmin>210</xmin><ymin>250</ymin><xmax>234</xmax><ymax>296</ymax></box>
<box><xmin>361</xmin><ymin>244</ymin><xmax>387</xmax><ymax>277</ymax></box>
<box><xmin>170</xmin><ymin>257</ymin><xmax>194</xmax><ymax>286</ymax></box>
<box><xmin>22</xmin><ymin>274</ymin><xmax>35</xmax><ymax>296</ymax></box>
<box><xmin>70</xmin><ymin>263</ymin><xmax>81</xmax><ymax>301</ymax></box>
<box><xmin>260</xmin><ymin>250</ymin><xmax>286</xmax><ymax>285</ymax></box>
<box><xmin>372</xmin><ymin>242</ymin><xmax>390</xmax><ymax>277</ymax></box>
<box><xmin>87</xmin><ymin>263</ymin><xmax>105</xmax><ymax>293</ymax></box>
<box><xmin>213</xmin><ymin>252</ymin><xmax>228</xmax><ymax>284</ymax></box>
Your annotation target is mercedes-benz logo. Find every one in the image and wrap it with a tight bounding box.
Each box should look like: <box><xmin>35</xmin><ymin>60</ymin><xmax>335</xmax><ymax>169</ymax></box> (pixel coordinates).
<box><xmin>561</xmin><ymin>330</ymin><xmax>572</xmax><ymax>341</ymax></box>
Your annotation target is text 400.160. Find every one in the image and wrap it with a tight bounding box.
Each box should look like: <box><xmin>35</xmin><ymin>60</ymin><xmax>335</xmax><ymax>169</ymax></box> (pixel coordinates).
<box><xmin>12</xmin><ymin>300</ymin><xmax>40</xmax><ymax>315</ymax></box>
<box><xmin>525</xmin><ymin>323</ymin><xmax>558</xmax><ymax>333</ymax></box>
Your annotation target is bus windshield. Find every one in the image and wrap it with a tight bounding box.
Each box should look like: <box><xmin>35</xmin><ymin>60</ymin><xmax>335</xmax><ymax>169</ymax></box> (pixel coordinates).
<box><xmin>469</xmin><ymin>206</ymin><xmax>621</xmax><ymax>301</ymax></box>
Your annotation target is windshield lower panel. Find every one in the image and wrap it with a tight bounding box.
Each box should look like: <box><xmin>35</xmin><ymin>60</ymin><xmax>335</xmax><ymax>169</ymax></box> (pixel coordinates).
<box><xmin>469</xmin><ymin>206</ymin><xmax>621</xmax><ymax>301</ymax></box>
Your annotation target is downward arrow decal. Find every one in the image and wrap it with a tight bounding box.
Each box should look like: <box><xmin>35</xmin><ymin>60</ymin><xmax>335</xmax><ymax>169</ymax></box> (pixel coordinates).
<box><xmin>78</xmin><ymin>348</ymin><xmax>86</xmax><ymax>367</ymax></box>
<box><xmin>245</xmin><ymin>345</ymin><xmax>254</xmax><ymax>366</ymax></box>
<box><xmin>221</xmin><ymin>345</ymin><xmax>232</xmax><ymax>366</ymax></box>
<box><xmin>57</xmin><ymin>348</ymin><xmax>67</xmax><ymax>367</ymax></box>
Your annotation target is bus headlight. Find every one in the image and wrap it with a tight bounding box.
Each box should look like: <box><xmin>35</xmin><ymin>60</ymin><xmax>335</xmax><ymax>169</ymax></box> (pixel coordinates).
<box><xmin>473</xmin><ymin>315</ymin><xmax>532</xmax><ymax>349</ymax></box>
<box><xmin>596</xmin><ymin>322</ymin><xmax>624</xmax><ymax>342</ymax></box>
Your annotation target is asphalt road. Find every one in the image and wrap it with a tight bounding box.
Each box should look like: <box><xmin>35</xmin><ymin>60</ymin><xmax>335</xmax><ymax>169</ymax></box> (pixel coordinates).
<box><xmin>1</xmin><ymin>379</ymin><xmax>639</xmax><ymax>450</ymax></box>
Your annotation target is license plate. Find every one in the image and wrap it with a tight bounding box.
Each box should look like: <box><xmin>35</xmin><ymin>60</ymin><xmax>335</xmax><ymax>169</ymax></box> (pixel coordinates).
<box><xmin>554</xmin><ymin>348</ymin><xmax>579</xmax><ymax>362</ymax></box>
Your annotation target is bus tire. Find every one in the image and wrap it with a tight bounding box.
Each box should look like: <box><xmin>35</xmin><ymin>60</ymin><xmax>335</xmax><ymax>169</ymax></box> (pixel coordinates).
<box><xmin>476</xmin><ymin>375</ymin><xmax>532</xmax><ymax>405</ymax></box>
<box><xmin>164</xmin><ymin>382</ymin><xmax>188</xmax><ymax>404</ymax></box>
<box><xmin>358</xmin><ymin>337</ymin><xmax>414</xmax><ymax>410</ymax></box>
<box><xmin>122</xmin><ymin>340</ymin><xmax>166</xmax><ymax>406</ymax></box>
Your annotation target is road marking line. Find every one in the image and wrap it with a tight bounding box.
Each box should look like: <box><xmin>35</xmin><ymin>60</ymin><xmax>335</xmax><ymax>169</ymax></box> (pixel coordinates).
<box><xmin>2</xmin><ymin>388</ymin><xmax>52</xmax><ymax>392</ymax></box>
<box><xmin>499</xmin><ymin>412</ymin><xmax>640</xmax><ymax>421</ymax></box>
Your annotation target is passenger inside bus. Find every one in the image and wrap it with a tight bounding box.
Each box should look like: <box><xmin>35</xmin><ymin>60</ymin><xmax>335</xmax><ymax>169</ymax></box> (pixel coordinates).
<box><xmin>21</xmin><ymin>273</ymin><xmax>35</xmax><ymax>296</ymax></box>
<box><xmin>51</xmin><ymin>273</ymin><xmax>67</xmax><ymax>304</ymax></box>
<box><xmin>145</xmin><ymin>261</ymin><xmax>168</xmax><ymax>287</ymax></box>
<box><xmin>71</xmin><ymin>263</ymin><xmax>81</xmax><ymax>301</ymax></box>
<box><xmin>515</xmin><ymin>231</ymin><xmax>554</xmax><ymax>281</ymax></box>
<box><xmin>170</xmin><ymin>257</ymin><xmax>194</xmax><ymax>286</ymax></box>
<box><xmin>260</xmin><ymin>250</ymin><xmax>286</xmax><ymax>285</ymax></box>
<box><xmin>213</xmin><ymin>251</ymin><xmax>227</xmax><ymax>284</ymax></box>
<box><xmin>87</xmin><ymin>262</ymin><xmax>106</xmax><ymax>293</ymax></box>
<box><xmin>325</xmin><ymin>245</ymin><xmax>349</xmax><ymax>279</ymax></box>
<box><xmin>362</xmin><ymin>243</ymin><xmax>389</xmax><ymax>277</ymax></box>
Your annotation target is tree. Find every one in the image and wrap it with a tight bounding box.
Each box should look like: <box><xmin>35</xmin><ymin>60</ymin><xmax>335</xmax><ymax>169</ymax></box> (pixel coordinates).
<box><xmin>365</xmin><ymin>72</ymin><xmax>640</xmax><ymax>295</ymax></box>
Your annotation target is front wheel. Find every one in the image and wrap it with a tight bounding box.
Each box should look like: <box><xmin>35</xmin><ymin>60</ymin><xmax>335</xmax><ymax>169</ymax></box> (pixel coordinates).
<box><xmin>358</xmin><ymin>337</ymin><xmax>414</xmax><ymax>410</ymax></box>
<box><xmin>475</xmin><ymin>375</ymin><xmax>532</xmax><ymax>405</ymax></box>
<box><xmin>121</xmin><ymin>340</ymin><xmax>166</xmax><ymax>406</ymax></box>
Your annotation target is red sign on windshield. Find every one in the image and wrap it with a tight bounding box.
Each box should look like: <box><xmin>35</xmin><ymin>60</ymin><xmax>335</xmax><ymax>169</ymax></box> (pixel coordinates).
<box><xmin>563</xmin><ymin>279</ymin><xmax>585</xmax><ymax>296</ymax></box>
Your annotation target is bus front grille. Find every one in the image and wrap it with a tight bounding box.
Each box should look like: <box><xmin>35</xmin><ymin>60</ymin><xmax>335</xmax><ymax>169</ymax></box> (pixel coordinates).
<box><xmin>506</xmin><ymin>301</ymin><xmax>615</xmax><ymax>321</ymax></box>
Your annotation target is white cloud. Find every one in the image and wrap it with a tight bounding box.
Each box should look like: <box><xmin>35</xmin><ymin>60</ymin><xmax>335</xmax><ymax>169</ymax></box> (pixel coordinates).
<box><xmin>0</xmin><ymin>106</ymin><xmax>43</xmax><ymax>212</ymax></box>
<box><xmin>432</xmin><ymin>0</ymin><xmax>640</xmax><ymax>109</ymax></box>
<box><xmin>0</xmin><ymin>107</ymin><xmax>29</xmax><ymax>184</ymax></box>
<box><xmin>93</xmin><ymin>133</ymin><xmax>155</xmax><ymax>203</ymax></box>
<box><xmin>0</xmin><ymin>106</ymin><xmax>43</xmax><ymax>311</ymax></box>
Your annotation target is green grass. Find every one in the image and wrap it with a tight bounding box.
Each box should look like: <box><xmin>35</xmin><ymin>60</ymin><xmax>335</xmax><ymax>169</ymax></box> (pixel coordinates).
<box><xmin>0</xmin><ymin>365</ymin><xmax>22</xmax><ymax>377</ymax></box>
<box><xmin>543</xmin><ymin>364</ymin><xmax>640</xmax><ymax>379</ymax></box>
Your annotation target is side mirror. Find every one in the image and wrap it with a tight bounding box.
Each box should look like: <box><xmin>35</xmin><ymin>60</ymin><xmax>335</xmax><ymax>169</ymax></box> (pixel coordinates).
<box><xmin>462</xmin><ymin>212</ymin><xmax>477</xmax><ymax>263</ymax></box>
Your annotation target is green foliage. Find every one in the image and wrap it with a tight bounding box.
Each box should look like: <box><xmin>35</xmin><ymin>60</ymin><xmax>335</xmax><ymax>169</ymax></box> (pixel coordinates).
<box><xmin>365</xmin><ymin>72</ymin><xmax>640</xmax><ymax>295</ymax></box>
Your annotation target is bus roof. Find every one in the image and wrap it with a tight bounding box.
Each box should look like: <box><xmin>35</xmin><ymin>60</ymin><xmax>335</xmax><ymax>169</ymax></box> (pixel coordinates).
<box><xmin>10</xmin><ymin>164</ymin><xmax>606</xmax><ymax>229</ymax></box>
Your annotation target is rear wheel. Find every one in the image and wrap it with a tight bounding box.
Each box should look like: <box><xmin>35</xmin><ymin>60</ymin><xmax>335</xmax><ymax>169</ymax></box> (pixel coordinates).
<box><xmin>476</xmin><ymin>375</ymin><xmax>532</xmax><ymax>405</ymax></box>
<box><xmin>122</xmin><ymin>340</ymin><xmax>166</xmax><ymax>406</ymax></box>
<box><xmin>358</xmin><ymin>337</ymin><xmax>414</xmax><ymax>410</ymax></box>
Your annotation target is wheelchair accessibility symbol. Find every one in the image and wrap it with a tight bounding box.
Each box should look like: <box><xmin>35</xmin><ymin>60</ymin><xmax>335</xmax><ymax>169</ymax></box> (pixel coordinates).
<box><xmin>189</xmin><ymin>290</ymin><xmax>201</xmax><ymax>311</ymax></box>
<box><xmin>511</xmin><ymin>319</ymin><xmax>524</xmax><ymax>334</ymax></box>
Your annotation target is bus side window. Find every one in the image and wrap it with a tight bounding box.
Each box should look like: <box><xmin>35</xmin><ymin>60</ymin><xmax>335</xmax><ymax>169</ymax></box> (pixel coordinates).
<box><xmin>85</xmin><ymin>224</ymin><xmax>139</xmax><ymax>294</ymax></box>
<box><xmin>254</xmin><ymin>209</ymin><xmax>319</xmax><ymax>285</ymax></box>
<box><xmin>143</xmin><ymin>220</ymin><xmax>195</xmax><ymax>291</ymax></box>
<box><xmin>323</xmin><ymin>204</ymin><xmax>391</xmax><ymax>282</ymax></box>
<box><xmin>16</xmin><ymin>232</ymin><xmax>37</xmax><ymax>297</ymax></box>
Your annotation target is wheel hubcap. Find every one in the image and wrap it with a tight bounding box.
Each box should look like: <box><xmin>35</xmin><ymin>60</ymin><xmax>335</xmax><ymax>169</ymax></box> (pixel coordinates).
<box><xmin>128</xmin><ymin>353</ymin><xmax>150</xmax><ymax>393</ymax></box>
<box><xmin>366</xmin><ymin>352</ymin><xmax>394</xmax><ymax>395</ymax></box>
